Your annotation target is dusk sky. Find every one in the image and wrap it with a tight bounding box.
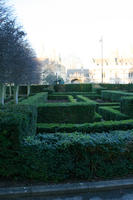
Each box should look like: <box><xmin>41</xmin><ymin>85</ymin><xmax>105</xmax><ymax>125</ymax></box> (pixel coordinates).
<box><xmin>9</xmin><ymin>0</ymin><xmax>133</xmax><ymax>66</ymax></box>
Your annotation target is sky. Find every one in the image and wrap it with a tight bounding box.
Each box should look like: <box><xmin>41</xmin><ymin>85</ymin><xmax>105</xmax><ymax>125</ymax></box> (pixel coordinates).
<box><xmin>8</xmin><ymin>0</ymin><xmax>133</xmax><ymax>67</ymax></box>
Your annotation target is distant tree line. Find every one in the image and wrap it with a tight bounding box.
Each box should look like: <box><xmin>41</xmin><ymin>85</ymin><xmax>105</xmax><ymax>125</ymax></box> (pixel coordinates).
<box><xmin>0</xmin><ymin>0</ymin><xmax>41</xmax><ymax>105</ymax></box>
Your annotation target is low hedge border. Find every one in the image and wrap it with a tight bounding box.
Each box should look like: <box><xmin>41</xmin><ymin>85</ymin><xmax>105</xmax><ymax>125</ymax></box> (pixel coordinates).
<box><xmin>98</xmin><ymin>106</ymin><xmax>129</xmax><ymax>121</ymax></box>
<box><xmin>48</xmin><ymin>95</ymin><xmax>76</xmax><ymax>103</ymax></box>
<box><xmin>52</xmin><ymin>92</ymin><xmax>94</xmax><ymax>97</ymax></box>
<box><xmin>37</xmin><ymin>102</ymin><xmax>96</xmax><ymax>123</ymax></box>
<box><xmin>54</xmin><ymin>83</ymin><xmax>92</xmax><ymax>92</ymax></box>
<box><xmin>37</xmin><ymin>119</ymin><xmax>133</xmax><ymax>133</ymax></box>
<box><xmin>100</xmin><ymin>83</ymin><xmax>133</xmax><ymax>91</ymax></box>
<box><xmin>101</xmin><ymin>90</ymin><xmax>133</xmax><ymax>102</ymax></box>
<box><xmin>76</xmin><ymin>95</ymin><xmax>97</xmax><ymax>104</ymax></box>
<box><xmin>20</xmin><ymin>92</ymin><xmax>48</xmax><ymax>105</ymax></box>
<box><xmin>48</xmin><ymin>95</ymin><xmax>68</xmax><ymax>100</ymax></box>
<box><xmin>17</xmin><ymin>130</ymin><xmax>133</xmax><ymax>181</ymax></box>
<box><xmin>121</xmin><ymin>96</ymin><xmax>133</xmax><ymax>118</ymax></box>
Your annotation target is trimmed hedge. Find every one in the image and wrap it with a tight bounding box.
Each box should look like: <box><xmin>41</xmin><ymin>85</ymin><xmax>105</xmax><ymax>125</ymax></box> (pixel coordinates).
<box><xmin>121</xmin><ymin>97</ymin><xmax>133</xmax><ymax>118</ymax></box>
<box><xmin>98</xmin><ymin>106</ymin><xmax>129</xmax><ymax>121</ymax></box>
<box><xmin>54</xmin><ymin>84</ymin><xmax>92</xmax><ymax>92</ymax></box>
<box><xmin>0</xmin><ymin>105</ymin><xmax>37</xmax><ymax>178</ymax></box>
<box><xmin>101</xmin><ymin>90</ymin><xmax>133</xmax><ymax>102</ymax></box>
<box><xmin>76</xmin><ymin>95</ymin><xmax>97</xmax><ymax>104</ymax></box>
<box><xmin>48</xmin><ymin>95</ymin><xmax>69</xmax><ymax>100</ymax></box>
<box><xmin>13</xmin><ymin>131</ymin><xmax>133</xmax><ymax>181</ymax></box>
<box><xmin>67</xmin><ymin>95</ymin><xmax>77</xmax><ymax>103</ymax></box>
<box><xmin>37</xmin><ymin>102</ymin><xmax>96</xmax><ymax>123</ymax></box>
<box><xmin>37</xmin><ymin>119</ymin><xmax>133</xmax><ymax>133</ymax></box>
<box><xmin>0</xmin><ymin>105</ymin><xmax>37</xmax><ymax>137</ymax></box>
<box><xmin>100</xmin><ymin>83</ymin><xmax>133</xmax><ymax>91</ymax></box>
<box><xmin>48</xmin><ymin>95</ymin><xmax>76</xmax><ymax>103</ymax></box>
<box><xmin>52</xmin><ymin>92</ymin><xmax>93</xmax><ymax>97</ymax></box>
<box><xmin>20</xmin><ymin>92</ymin><xmax>48</xmax><ymax>105</ymax></box>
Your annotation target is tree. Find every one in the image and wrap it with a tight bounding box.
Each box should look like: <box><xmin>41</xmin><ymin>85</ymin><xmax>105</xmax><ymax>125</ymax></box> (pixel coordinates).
<box><xmin>0</xmin><ymin>1</ymin><xmax>41</xmax><ymax>104</ymax></box>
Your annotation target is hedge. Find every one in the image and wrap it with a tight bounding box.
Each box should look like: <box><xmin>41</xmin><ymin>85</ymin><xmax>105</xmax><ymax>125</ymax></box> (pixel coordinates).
<box><xmin>52</xmin><ymin>92</ymin><xmax>93</xmax><ymax>97</ymax></box>
<box><xmin>100</xmin><ymin>83</ymin><xmax>133</xmax><ymax>91</ymax></box>
<box><xmin>76</xmin><ymin>95</ymin><xmax>97</xmax><ymax>104</ymax></box>
<box><xmin>7</xmin><ymin>130</ymin><xmax>133</xmax><ymax>181</ymax></box>
<box><xmin>0</xmin><ymin>105</ymin><xmax>37</xmax><ymax>137</ymax></box>
<box><xmin>0</xmin><ymin>105</ymin><xmax>37</xmax><ymax>178</ymax></box>
<box><xmin>98</xmin><ymin>106</ymin><xmax>129</xmax><ymax>121</ymax></box>
<box><xmin>37</xmin><ymin>102</ymin><xmax>96</xmax><ymax>124</ymax></box>
<box><xmin>101</xmin><ymin>90</ymin><xmax>133</xmax><ymax>102</ymax></box>
<box><xmin>121</xmin><ymin>96</ymin><xmax>133</xmax><ymax>118</ymax></box>
<box><xmin>48</xmin><ymin>95</ymin><xmax>76</xmax><ymax>103</ymax></box>
<box><xmin>20</xmin><ymin>92</ymin><xmax>48</xmax><ymax>105</ymax></box>
<box><xmin>37</xmin><ymin>119</ymin><xmax>133</xmax><ymax>134</ymax></box>
<box><xmin>54</xmin><ymin>84</ymin><xmax>92</xmax><ymax>92</ymax></box>
<box><xmin>48</xmin><ymin>95</ymin><xmax>69</xmax><ymax>100</ymax></box>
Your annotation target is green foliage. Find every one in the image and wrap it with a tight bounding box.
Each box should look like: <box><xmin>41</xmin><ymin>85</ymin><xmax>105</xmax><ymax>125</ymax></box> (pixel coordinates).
<box><xmin>37</xmin><ymin>119</ymin><xmax>133</xmax><ymax>133</ymax></box>
<box><xmin>93</xmin><ymin>112</ymin><xmax>102</xmax><ymax>122</ymax></box>
<box><xmin>37</xmin><ymin>102</ymin><xmax>96</xmax><ymax>123</ymax></box>
<box><xmin>48</xmin><ymin>95</ymin><xmax>76</xmax><ymax>102</ymax></box>
<box><xmin>0</xmin><ymin>103</ymin><xmax>38</xmax><ymax>178</ymax></box>
<box><xmin>0</xmin><ymin>104</ymin><xmax>37</xmax><ymax>137</ymax></box>
<box><xmin>52</xmin><ymin>92</ymin><xmax>93</xmax><ymax>97</ymax></box>
<box><xmin>100</xmin><ymin>83</ymin><xmax>133</xmax><ymax>91</ymax></box>
<box><xmin>121</xmin><ymin>97</ymin><xmax>133</xmax><ymax>118</ymax></box>
<box><xmin>76</xmin><ymin>95</ymin><xmax>97</xmax><ymax>104</ymax></box>
<box><xmin>20</xmin><ymin>92</ymin><xmax>48</xmax><ymax>105</ymax></box>
<box><xmin>11</xmin><ymin>130</ymin><xmax>133</xmax><ymax>181</ymax></box>
<box><xmin>67</xmin><ymin>95</ymin><xmax>77</xmax><ymax>103</ymax></box>
<box><xmin>98</xmin><ymin>106</ymin><xmax>128</xmax><ymax>121</ymax></box>
<box><xmin>54</xmin><ymin>84</ymin><xmax>92</xmax><ymax>92</ymax></box>
<box><xmin>19</xmin><ymin>85</ymin><xmax>50</xmax><ymax>95</ymax></box>
<box><xmin>48</xmin><ymin>95</ymin><xmax>69</xmax><ymax>100</ymax></box>
<box><xmin>101</xmin><ymin>90</ymin><xmax>133</xmax><ymax>102</ymax></box>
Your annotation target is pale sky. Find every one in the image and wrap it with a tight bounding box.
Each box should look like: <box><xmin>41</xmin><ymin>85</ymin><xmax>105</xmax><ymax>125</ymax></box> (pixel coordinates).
<box><xmin>9</xmin><ymin>0</ymin><xmax>133</xmax><ymax>67</ymax></box>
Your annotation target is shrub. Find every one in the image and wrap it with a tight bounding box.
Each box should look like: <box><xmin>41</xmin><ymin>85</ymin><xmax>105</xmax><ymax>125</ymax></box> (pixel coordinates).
<box><xmin>52</xmin><ymin>92</ymin><xmax>93</xmax><ymax>97</ymax></box>
<box><xmin>0</xmin><ymin>105</ymin><xmax>37</xmax><ymax>137</ymax></box>
<box><xmin>54</xmin><ymin>84</ymin><xmax>92</xmax><ymax>92</ymax></box>
<box><xmin>101</xmin><ymin>90</ymin><xmax>133</xmax><ymax>102</ymax></box>
<box><xmin>20</xmin><ymin>92</ymin><xmax>48</xmax><ymax>105</ymax></box>
<box><xmin>121</xmin><ymin>97</ymin><xmax>133</xmax><ymax>118</ymax></box>
<box><xmin>76</xmin><ymin>95</ymin><xmax>97</xmax><ymax>104</ymax></box>
<box><xmin>37</xmin><ymin>102</ymin><xmax>96</xmax><ymax>123</ymax></box>
<box><xmin>98</xmin><ymin>106</ymin><xmax>128</xmax><ymax>120</ymax></box>
<box><xmin>17</xmin><ymin>130</ymin><xmax>133</xmax><ymax>181</ymax></box>
<box><xmin>37</xmin><ymin>119</ymin><xmax>133</xmax><ymax>133</ymax></box>
<box><xmin>48</xmin><ymin>95</ymin><xmax>69</xmax><ymax>100</ymax></box>
<box><xmin>100</xmin><ymin>83</ymin><xmax>133</xmax><ymax>91</ymax></box>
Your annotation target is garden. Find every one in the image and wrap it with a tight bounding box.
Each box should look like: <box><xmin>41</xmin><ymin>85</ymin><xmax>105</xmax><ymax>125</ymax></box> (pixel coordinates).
<box><xmin>1</xmin><ymin>83</ymin><xmax>133</xmax><ymax>183</ymax></box>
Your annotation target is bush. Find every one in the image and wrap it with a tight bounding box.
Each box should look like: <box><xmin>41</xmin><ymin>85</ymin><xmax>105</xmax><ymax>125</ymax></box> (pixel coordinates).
<box><xmin>121</xmin><ymin>97</ymin><xmax>133</xmax><ymax>118</ymax></box>
<box><xmin>101</xmin><ymin>90</ymin><xmax>133</xmax><ymax>102</ymax></box>
<box><xmin>20</xmin><ymin>92</ymin><xmax>48</xmax><ymax>105</ymax></box>
<box><xmin>17</xmin><ymin>130</ymin><xmax>133</xmax><ymax>181</ymax></box>
<box><xmin>100</xmin><ymin>83</ymin><xmax>133</xmax><ymax>91</ymax></box>
<box><xmin>54</xmin><ymin>84</ymin><xmax>92</xmax><ymax>92</ymax></box>
<box><xmin>52</xmin><ymin>92</ymin><xmax>93</xmax><ymax>97</ymax></box>
<box><xmin>98</xmin><ymin>106</ymin><xmax>128</xmax><ymax>120</ymax></box>
<box><xmin>0</xmin><ymin>105</ymin><xmax>37</xmax><ymax>137</ymax></box>
<box><xmin>37</xmin><ymin>119</ymin><xmax>133</xmax><ymax>133</ymax></box>
<box><xmin>0</xmin><ymin>104</ymin><xmax>37</xmax><ymax>178</ymax></box>
<box><xmin>37</xmin><ymin>102</ymin><xmax>96</xmax><ymax>123</ymax></box>
<box><xmin>76</xmin><ymin>95</ymin><xmax>97</xmax><ymax>104</ymax></box>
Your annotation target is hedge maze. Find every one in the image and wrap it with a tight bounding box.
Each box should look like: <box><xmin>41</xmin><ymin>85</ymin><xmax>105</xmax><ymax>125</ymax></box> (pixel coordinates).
<box><xmin>2</xmin><ymin>83</ymin><xmax>133</xmax><ymax>182</ymax></box>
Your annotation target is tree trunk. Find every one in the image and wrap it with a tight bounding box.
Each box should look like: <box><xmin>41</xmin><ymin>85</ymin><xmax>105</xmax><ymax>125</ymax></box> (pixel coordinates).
<box><xmin>14</xmin><ymin>85</ymin><xmax>19</xmax><ymax>104</ymax></box>
<box><xmin>27</xmin><ymin>84</ymin><xmax>31</xmax><ymax>96</ymax></box>
<box><xmin>4</xmin><ymin>85</ymin><xmax>7</xmax><ymax>99</ymax></box>
<box><xmin>9</xmin><ymin>84</ymin><xmax>12</xmax><ymax>97</ymax></box>
<box><xmin>0</xmin><ymin>83</ymin><xmax>5</xmax><ymax>105</ymax></box>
